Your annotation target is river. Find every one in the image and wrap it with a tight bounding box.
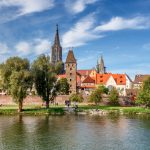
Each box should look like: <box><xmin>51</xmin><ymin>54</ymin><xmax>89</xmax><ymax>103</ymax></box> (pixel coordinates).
<box><xmin>0</xmin><ymin>115</ymin><xmax>150</xmax><ymax>150</ymax></box>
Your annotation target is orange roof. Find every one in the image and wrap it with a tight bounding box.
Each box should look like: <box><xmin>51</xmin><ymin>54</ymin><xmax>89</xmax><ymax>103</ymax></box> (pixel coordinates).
<box><xmin>96</xmin><ymin>73</ymin><xmax>111</xmax><ymax>84</ymax></box>
<box><xmin>77</xmin><ymin>70</ymin><xmax>92</xmax><ymax>76</ymax></box>
<box><xmin>82</xmin><ymin>76</ymin><xmax>95</xmax><ymax>83</ymax></box>
<box><xmin>96</xmin><ymin>73</ymin><xmax>126</xmax><ymax>85</ymax></box>
<box><xmin>57</xmin><ymin>74</ymin><xmax>66</xmax><ymax>79</ymax></box>
<box><xmin>111</xmin><ymin>74</ymin><xmax>126</xmax><ymax>85</ymax></box>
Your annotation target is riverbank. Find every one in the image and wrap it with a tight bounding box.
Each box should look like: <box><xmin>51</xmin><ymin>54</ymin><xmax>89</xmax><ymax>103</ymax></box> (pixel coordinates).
<box><xmin>0</xmin><ymin>105</ymin><xmax>150</xmax><ymax>115</ymax></box>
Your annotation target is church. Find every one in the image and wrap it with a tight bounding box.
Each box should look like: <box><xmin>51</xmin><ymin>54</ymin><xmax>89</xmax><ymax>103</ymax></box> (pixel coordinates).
<box><xmin>51</xmin><ymin>26</ymin><xmax>133</xmax><ymax>96</ymax></box>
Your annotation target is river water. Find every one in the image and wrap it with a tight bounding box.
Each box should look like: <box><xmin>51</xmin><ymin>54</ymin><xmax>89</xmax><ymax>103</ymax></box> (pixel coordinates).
<box><xmin>0</xmin><ymin>115</ymin><xmax>150</xmax><ymax>150</ymax></box>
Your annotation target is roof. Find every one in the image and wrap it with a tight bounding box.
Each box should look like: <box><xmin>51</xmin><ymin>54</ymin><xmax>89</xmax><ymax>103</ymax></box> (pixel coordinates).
<box><xmin>82</xmin><ymin>76</ymin><xmax>95</xmax><ymax>83</ymax></box>
<box><xmin>57</xmin><ymin>74</ymin><xmax>66</xmax><ymax>79</ymax></box>
<box><xmin>77</xmin><ymin>70</ymin><xmax>92</xmax><ymax>76</ymax></box>
<box><xmin>134</xmin><ymin>75</ymin><xmax>150</xmax><ymax>84</ymax></box>
<box><xmin>66</xmin><ymin>50</ymin><xmax>76</xmax><ymax>63</ymax></box>
<box><xmin>96</xmin><ymin>73</ymin><xmax>126</xmax><ymax>85</ymax></box>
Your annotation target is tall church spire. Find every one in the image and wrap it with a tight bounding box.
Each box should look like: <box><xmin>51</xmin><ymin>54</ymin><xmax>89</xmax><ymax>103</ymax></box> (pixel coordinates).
<box><xmin>97</xmin><ymin>55</ymin><xmax>106</xmax><ymax>74</ymax></box>
<box><xmin>54</xmin><ymin>24</ymin><xmax>60</xmax><ymax>46</ymax></box>
<box><xmin>51</xmin><ymin>24</ymin><xmax>62</xmax><ymax>64</ymax></box>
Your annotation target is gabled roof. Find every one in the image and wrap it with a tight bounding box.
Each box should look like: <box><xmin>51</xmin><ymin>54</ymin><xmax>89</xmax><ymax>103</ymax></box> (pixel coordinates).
<box><xmin>96</xmin><ymin>73</ymin><xmax>126</xmax><ymax>85</ymax></box>
<box><xmin>66</xmin><ymin>50</ymin><xmax>76</xmax><ymax>63</ymax></box>
<box><xmin>82</xmin><ymin>76</ymin><xmax>95</xmax><ymax>83</ymax></box>
<box><xmin>134</xmin><ymin>74</ymin><xmax>150</xmax><ymax>84</ymax></box>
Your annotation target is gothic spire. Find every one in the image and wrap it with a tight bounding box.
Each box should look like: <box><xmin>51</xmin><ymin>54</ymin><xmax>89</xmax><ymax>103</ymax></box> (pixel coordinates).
<box><xmin>54</xmin><ymin>24</ymin><xmax>60</xmax><ymax>46</ymax></box>
<box><xmin>97</xmin><ymin>55</ymin><xmax>106</xmax><ymax>74</ymax></box>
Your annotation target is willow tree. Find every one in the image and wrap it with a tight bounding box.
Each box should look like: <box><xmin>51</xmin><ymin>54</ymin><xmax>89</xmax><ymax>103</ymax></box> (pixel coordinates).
<box><xmin>1</xmin><ymin>57</ymin><xmax>32</xmax><ymax>112</ymax></box>
<box><xmin>31</xmin><ymin>54</ymin><xmax>62</xmax><ymax>108</ymax></box>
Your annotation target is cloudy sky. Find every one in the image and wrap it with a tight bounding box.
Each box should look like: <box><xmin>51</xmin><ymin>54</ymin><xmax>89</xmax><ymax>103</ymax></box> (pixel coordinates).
<box><xmin>0</xmin><ymin>0</ymin><xmax>150</xmax><ymax>78</ymax></box>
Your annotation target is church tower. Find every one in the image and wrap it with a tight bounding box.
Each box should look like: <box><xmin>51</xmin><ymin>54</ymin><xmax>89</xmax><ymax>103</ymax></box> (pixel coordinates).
<box><xmin>51</xmin><ymin>25</ymin><xmax>63</xmax><ymax>64</ymax></box>
<box><xmin>97</xmin><ymin>55</ymin><xmax>106</xmax><ymax>74</ymax></box>
<box><xmin>65</xmin><ymin>49</ymin><xmax>77</xmax><ymax>94</ymax></box>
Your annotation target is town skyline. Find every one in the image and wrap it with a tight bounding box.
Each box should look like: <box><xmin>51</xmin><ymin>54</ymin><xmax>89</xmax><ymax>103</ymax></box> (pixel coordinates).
<box><xmin>0</xmin><ymin>0</ymin><xmax>150</xmax><ymax>79</ymax></box>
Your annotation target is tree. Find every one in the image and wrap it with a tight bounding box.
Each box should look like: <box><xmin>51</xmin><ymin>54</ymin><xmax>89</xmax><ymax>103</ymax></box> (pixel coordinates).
<box><xmin>97</xmin><ymin>85</ymin><xmax>109</xmax><ymax>94</ymax></box>
<box><xmin>69</xmin><ymin>93</ymin><xmax>84</xmax><ymax>103</ymax></box>
<box><xmin>108</xmin><ymin>87</ymin><xmax>119</xmax><ymax>106</ymax></box>
<box><xmin>9</xmin><ymin>71</ymin><xmax>32</xmax><ymax>112</ymax></box>
<box><xmin>56</xmin><ymin>78</ymin><xmax>69</xmax><ymax>95</ymax></box>
<box><xmin>31</xmin><ymin>54</ymin><xmax>61</xmax><ymax>109</ymax></box>
<box><xmin>89</xmin><ymin>88</ymin><xmax>102</xmax><ymax>105</ymax></box>
<box><xmin>136</xmin><ymin>77</ymin><xmax>150</xmax><ymax>107</ymax></box>
<box><xmin>1</xmin><ymin>57</ymin><xmax>32</xmax><ymax>112</ymax></box>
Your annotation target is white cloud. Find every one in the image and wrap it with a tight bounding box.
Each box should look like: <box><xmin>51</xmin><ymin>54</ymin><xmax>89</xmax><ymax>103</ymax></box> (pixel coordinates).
<box><xmin>0</xmin><ymin>0</ymin><xmax>54</xmax><ymax>22</ymax></box>
<box><xmin>15</xmin><ymin>39</ymin><xmax>50</xmax><ymax>56</ymax></box>
<box><xmin>65</xmin><ymin>0</ymin><xmax>98</xmax><ymax>14</ymax></box>
<box><xmin>95</xmin><ymin>16</ymin><xmax>150</xmax><ymax>31</ymax></box>
<box><xmin>62</xmin><ymin>14</ymin><xmax>102</xmax><ymax>47</ymax></box>
<box><xmin>34</xmin><ymin>39</ymin><xmax>50</xmax><ymax>55</ymax></box>
<box><xmin>0</xmin><ymin>43</ymin><xmax>9</xmax><ymax>54</ymax></box>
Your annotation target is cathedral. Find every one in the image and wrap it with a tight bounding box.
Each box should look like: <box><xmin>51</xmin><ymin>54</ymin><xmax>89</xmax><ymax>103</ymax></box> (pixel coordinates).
<box><xmin>51</xmin><ymin>26</ymin><xmax>133</xmax><ymax>96</ymax></box>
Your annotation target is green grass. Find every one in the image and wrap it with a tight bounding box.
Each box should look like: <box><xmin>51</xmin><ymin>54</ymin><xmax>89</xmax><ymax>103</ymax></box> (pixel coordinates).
<box><xmin>0</xmin><ymin>104</ymin><xmax>150</xmax><ymax>115</ymax></box>
<box><xmin>0</xmin><ymin>105</ymin><xmax>65</xmax><ymax>115</ymax></box>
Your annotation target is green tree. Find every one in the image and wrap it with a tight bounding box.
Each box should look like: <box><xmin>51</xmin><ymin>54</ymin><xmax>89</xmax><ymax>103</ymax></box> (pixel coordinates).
<box><xmin>31</xmin><ymin>54</ymin><xmax>62</xmax><ymax>108</ymax></box>
<box><xmin>69</xmin><ymin>93</ymin><xmax>84</xmax><ymax>103</ymax></box>
<box><xmin>108</xmin><ymin>88</ymin><xmax>119</xmax><ymax>106</ymax></box>
<box><xmin>9</xmin><ymin>71</ymin><xmax>32</xmax><ymax>112</ymax></box>
<box><xmin>97</xmin><ymin>85</ymin><xmax>109</xmax><ymax>94</ymax></box>
<box><xmin>89</xmin><ymin>88</ymin><xmax>102</xmax><ymax>105</ymax></box>
<box><xmin>1</xmin><ymin>57</ymin><xmax>32</xmax><ymax>112</ymax></box>
<box><xmin>56</xmin><ymin>78</ymin><xmax>69</xmax><ymax>95</ymax></box>
<box><xmin>136</xmin><ymin>77</ymin><xmax>150</xmax><ymax>107</ymax></box>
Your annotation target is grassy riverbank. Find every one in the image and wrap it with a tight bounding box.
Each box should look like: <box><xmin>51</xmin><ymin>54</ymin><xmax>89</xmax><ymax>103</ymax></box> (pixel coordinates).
<box><xmin>0</xmin><ymin>105</ymin><xmax>150</xmax><ymax>115</ymax></box>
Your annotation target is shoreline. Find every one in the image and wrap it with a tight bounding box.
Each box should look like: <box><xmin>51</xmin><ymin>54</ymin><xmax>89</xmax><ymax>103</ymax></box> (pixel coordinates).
<box><xmin>0</xmin><ymin>105</ymin><xmax>150</xmax><ymax>116</ymax></box>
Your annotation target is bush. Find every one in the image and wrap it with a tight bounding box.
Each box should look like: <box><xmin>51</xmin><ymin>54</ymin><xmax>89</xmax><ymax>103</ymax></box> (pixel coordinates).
<box><xmin>69</xmin><ymin>93</ymin><xmax>84</xmax><ymax>103</ymax></box>
<box><xmin>108</xmin><ymin>88</ymin><xmax>119</xmax><ymax>106</ymax></box>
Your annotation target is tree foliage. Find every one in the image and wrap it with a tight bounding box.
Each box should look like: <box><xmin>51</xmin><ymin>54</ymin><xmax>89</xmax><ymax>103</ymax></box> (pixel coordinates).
<box><xmin>56</xmin><ymin>78</ymin><xmax>69</xmax><ymax>95</ymax></box>
<box><xmin>89</xmin><ymin>88</ymin><xmax>102</xmax><ymax>105</ymax></box>
<box><xmin>69</xmin><ymin>93</ymin><xmax>84</xmax><ymax>103</ymax></box>
<box><xmin>1</xmin><ymin>57</ymin><xmax>32</xmax><ymax>112</ymax></box>
<box><xmin>108</xmin><ymin>87</ymin><xmax>119</xmax><ymax>106</ymax></box>
<box><xmin>31</xmin><ymin>54</ymin><xmax>62</xmax><ymax>108</ymax></box>
<box><xmin>136</xmin><ymin>77</ymin><xmax>150</xmax><ymax>107</ymax></box>
<box><xmin>97</xmin><ymin>85</ymin><xmax>109</xmax><ymax>94</ymax></box>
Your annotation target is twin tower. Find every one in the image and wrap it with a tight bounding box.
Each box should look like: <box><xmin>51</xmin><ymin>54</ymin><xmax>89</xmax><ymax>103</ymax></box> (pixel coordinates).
<box><xmin>50</xmin><ymin>25</ymin><xmax>77</xmax><ymax>93</ymax></box>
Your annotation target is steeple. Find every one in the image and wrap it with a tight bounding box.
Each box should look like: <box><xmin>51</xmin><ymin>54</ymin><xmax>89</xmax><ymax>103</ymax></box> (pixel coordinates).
<box><xmin>97</xmin><ymin>55</ymin><xmax>106</xmax><ymax>74</ymax></box>
<box><xmin>66</xmin><ymin>50</ymin><xmax>76</xmax><ymax>63</ymax></box>
<box><xmin>51</xmin><ymin>24</ymin><xmax>63</xmax><ymax>64</ymax></box>
<box><xmin>54</xmin><ymin>24</ymin><xmax>60</xmax><ymax>46</ymax></box>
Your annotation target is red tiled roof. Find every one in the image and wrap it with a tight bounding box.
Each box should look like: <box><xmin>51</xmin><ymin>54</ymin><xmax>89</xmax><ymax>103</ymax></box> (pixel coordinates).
<box><xmin>134</xmin><ymin>75</ymin><xmax>150</xmax><ymax>84</ymax></box>
<box><xmin>57</xmin><ymin>74</ymin><xmax>66</xmax><ymax>78</ymax></box>
<box><xmin>96</xmin><ymin>73</ymin><xmax>126</xmax><ymax>85</ymax></box>
<box><xmin>82</xmin><ymin>76</ymin><xmax>95</xmax><ymax>83</ymax></box>
<box><xmin>77</xmin><ymin>70</ymin><xmax>92</xmax><ymax>76</ymax></box>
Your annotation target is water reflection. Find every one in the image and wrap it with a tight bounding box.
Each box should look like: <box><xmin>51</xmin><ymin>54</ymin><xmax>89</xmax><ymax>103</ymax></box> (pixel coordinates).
<box><xmin>0</xmin><ymin>115</ymin><xmax>150</xmax><ymax>150</ymax></box>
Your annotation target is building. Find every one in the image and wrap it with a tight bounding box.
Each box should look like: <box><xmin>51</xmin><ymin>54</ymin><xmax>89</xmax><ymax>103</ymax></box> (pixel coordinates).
<box><xmin>51</xmin><ymin>25</ymin><xmax>64</xmax><ymax>72</ymax></box>
<box><xmin>133</xmin><ymin>74</ymin><xmax>150</xmax><ymax>89</ymax></box>
<box><xmin>65</xmin><ymin>50</ymin><xmax>77</xmax><ymax>94</ymax></box>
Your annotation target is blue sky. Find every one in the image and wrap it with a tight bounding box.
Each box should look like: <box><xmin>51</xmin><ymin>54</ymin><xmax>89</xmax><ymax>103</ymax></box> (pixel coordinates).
<box><xmin>0</xmin><ymin>0</ymin><xmax>150</xmax><ymax>78</ymax></box>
